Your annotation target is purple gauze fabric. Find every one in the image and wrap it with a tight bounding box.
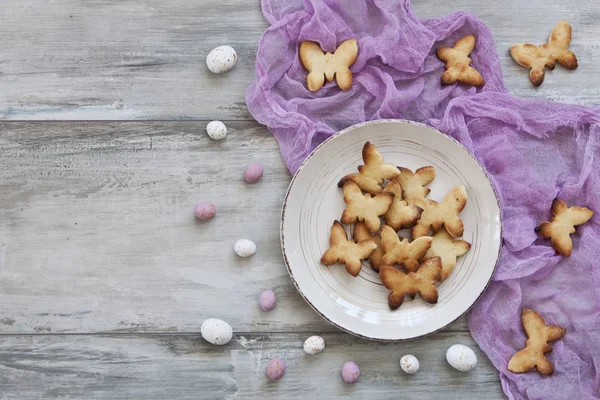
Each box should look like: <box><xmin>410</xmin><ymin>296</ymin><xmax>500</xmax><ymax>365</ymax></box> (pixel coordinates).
<box><xmin>245</xmin><ymin>1</ymin><xmax>600</xmax><ymax>399</ymax></box>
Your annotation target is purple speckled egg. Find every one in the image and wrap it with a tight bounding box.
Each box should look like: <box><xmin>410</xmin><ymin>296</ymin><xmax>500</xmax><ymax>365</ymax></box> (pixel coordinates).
<box><xmin>266</xmin><ymin>357</ymin><xmax>286</xmax><ymax>381</ymax></box>
<box><xmin>259</xmin><ymin>290</ymin><xmax>277</xmax><ymax>311</ymax></box>
<box><xmin>194</xmin><ymin>202</ymin><xmax>216</xmax><ymax>221</ymax></box>
<box><xmin>243</xmin><ymin>162</ymin><xmax>264</xmax><ymax>183</ymax></box>
<box><xmin>341</xmin><ymin>361</ymin><xmax>360</xmax><ymax>383</ymax></box>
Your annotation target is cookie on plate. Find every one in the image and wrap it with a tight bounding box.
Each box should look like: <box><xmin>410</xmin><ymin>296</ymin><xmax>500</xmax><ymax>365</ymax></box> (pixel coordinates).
<box><xmin>340</xmin><ymin>180</ymin><xmax>393</xmax><ymax>233</ymax></box>
<box><xmin>382</xmin><ymin>178</ymin><xmax>423</xmax><ymax>231</ymax></box>
<box><xmin>339</xmin><ymin>142</ymin><xmax>400</xmax><ymax>194</ymax></box>
<box><xmin>380</xmin><ymin>225</ymin><xmax>432</xmax><ymax>272</ymax></box>
<box><xmin>424</xmin><ymin>229</ymin><xmax>471</xmax><ymax>281</ymax></box>
<box><xmin>379</xmin><ymin>257</ymin><xmax>442</xmax><ymax>309</ymax></box>
<box><xmin>352</xmin><ymin>221</ymin><xmax>384</xmax><ymax>272</ymax></box>
<box><xmin>411</xmin><ymin>186</ymin><xmax>468</xmax><ymax>238</ymax></box>
<box><xmin>397</xmin><ymin>166</ymin><xmax>436</xmax><ymax>203</ymax></box>
<box><xmin>321</xmin><ymin>220</ymin><xmax>377</xmax><ymax>277</ymax></box>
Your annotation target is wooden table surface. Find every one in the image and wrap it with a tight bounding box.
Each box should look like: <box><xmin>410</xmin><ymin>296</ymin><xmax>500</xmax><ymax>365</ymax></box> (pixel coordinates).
<box><xmin>1</xmin><ymin>1</ymin><xmax>599</xmax><ymax>399</ymax></box>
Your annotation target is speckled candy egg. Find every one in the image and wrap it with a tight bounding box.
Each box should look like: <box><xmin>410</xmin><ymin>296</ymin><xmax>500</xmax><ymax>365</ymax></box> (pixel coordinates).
<box><xmin>259</xmin><ymin>289</ymin><xmax>277</xmax><ymax>311</ymax></box>
<box><xmin>341</xmin><ymin>361</ymin><xmax>360</xmax><ymax>383</ymax></box>
<box><xmin>303</xmin><ymin>336</ymin><xmax>325</xmax><ymax>355</ymax></box>
<box><xmin>446</xmin><ymin>344</ymin><xmax>477</xmax><ymax>371</ymax></box>
<box><xmin>200</xmin><ymin>318</ymin><xmax>233</xmax><ymax>346</ymax></box>
<box><xmin>400</xmin><ymin>354</ymin><xmax>420</xmax><ymax>374</ymax></box>
<box><xmin>206</xmin><ymin>121</ymin><xmax>227</xmax><ymax>140</ymax></box>
<box><xmin>194</xmin><ymin>202</ymin><xmax>216</xmax><ymax>221</ymax></box>
<box><xmin>243</xmin><ymin>162</ymin><xmax>264</xmax><ymax>183</ymax></box>
<box><xmin>206</xmin><ymin>45</ymin><xmax>237</xmax><ymax>74</ymax></box>
<box><xmin>266</xmin><ymin>357</ymin><xmax>286</xmax><ymax>381</ymax></box>
<box><xmin>234</xmin><ymin>239</ymin><xmax>256</xmax><ymax>257</ymax></box>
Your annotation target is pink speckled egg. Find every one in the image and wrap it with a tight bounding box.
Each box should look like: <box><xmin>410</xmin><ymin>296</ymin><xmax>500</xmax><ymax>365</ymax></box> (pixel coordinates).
<box><xmin>341</xmin><ymin>361</ymin><xmax>360</xmax><ymax>383</ymax></box>
<box><xmin>194</xmin><ymin>202</ymin><xmax>216</xmax><ymax>221</ymax></box>
<box><xmin>266</xmin><ymin>357</ymin><xmax>286</xmax><ymax>381</ymax></box>
<box><xmin>259</xmin><ymin>290</ymin><xmax>277</xmax><ymax>311</ymax></box>
<box><xmin>243</xmin><ymin>162</ymin><xmax>264</xmax><ymax>183</ymax></box>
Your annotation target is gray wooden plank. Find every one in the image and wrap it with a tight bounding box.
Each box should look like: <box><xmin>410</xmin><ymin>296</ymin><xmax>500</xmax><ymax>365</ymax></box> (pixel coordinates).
<box><xmin>0</xmin><ymin>332</ymin><xmax>504</xmax><ymax>399</ymax></box>
<box><xmin>0</xmin><ymin>0</ymin><xmax>266</xmax><ymax>120</ymax></box>
<box><xmin>1</xmin><ymin>0</ymin><xmax>598</xmax><ymax>120</ymax></box>
<box><xmin>0</xmin><ymin>121</ymin><xmax>471</xmax><ymax>334</ymax></box>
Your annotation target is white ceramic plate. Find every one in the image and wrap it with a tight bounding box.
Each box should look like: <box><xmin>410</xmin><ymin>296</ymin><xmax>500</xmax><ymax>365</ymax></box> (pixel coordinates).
<box><xmin>281</xmin><ymin>120</ymin><xmax>501</xmax><ymax>341</ymax></box>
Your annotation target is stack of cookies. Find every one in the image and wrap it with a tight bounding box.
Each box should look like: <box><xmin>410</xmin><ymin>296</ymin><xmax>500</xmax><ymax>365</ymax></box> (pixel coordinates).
<box><xmin>320</xmin><ymin>142</ymin><xmax>471</xmax><ymax>310</ymax></box>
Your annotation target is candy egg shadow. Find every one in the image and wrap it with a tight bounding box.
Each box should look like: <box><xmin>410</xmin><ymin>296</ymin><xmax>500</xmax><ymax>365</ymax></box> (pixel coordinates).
<box><xmin>194</xmin><ymin>217</ymin><xmax>215</xmax><ymax>226</ymax></box>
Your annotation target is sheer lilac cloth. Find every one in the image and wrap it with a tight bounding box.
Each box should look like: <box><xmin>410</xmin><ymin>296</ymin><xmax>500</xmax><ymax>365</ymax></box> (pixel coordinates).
<box><xmin>245</xmin><ymin>1</ymin><xmax>600</xmax><ymax>398</ymax></box>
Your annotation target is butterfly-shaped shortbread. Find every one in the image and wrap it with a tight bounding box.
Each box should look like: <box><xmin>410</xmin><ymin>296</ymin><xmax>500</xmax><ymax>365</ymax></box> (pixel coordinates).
<box><xmin>510</xmin><ymin>20</ymin><xmax>577</xmax><ymax>87</ymax></box>
<box><xmin>339</xmin><ymin>142</ymin><xmax>400</xmax><ymax>194</ymax></box>
<box><xmin>299</xmin><ymin>39</ymin><xmax>358</xmax><ymax>91</ymax></box>
<box><xmin>424</xmin><ymin>229</ymin><xmax>471</xmax><ymax>281</ymax></box>
<box><xmin>320</xmin><ymin>220</ymin><xmax>376</xmax><ymax>277</ymax></box>
<box><xmin>382</xmin><ymin>178</ymin><xmax>423</xmax><ymax>231</ymax></box>
<box><xmin>379</xmin><ymin>257</ymin><xmax>442</xmax><ymax>310</ymax></box>
<box><xmin>397</xmin><ymin>166</ymin><xmax>436</xmax><ymax>204</ymax></box>
<box><xmin>535</xmin><ymin>198</ymin><xmax>593</xmax><ymax>257</ymax></box>
<box><xmin>340</xmin><ymin>180</ymin><xmax>393</xmax><ymax>233</ymax></box>
<box><xmin>352</xmin><ymin>221</ymin><xmax>384</xmax><ymax>272</ymax></box>
<box><xmin>410</xmin><ymin>186</ymin><xmax>468</xmax><ymax>239</ymax></box>
<box><xmin>380</xmin><ymin>225</ymin><xmax>432</xmax><ymax>272</ymax></box>
<box><xmin>436</xmin><ymin>34</ymin><xmax>485</xmax><ymax>86</ymax></box>
<box><xmin>508</xmin><ymin>308</ymin><xmax>566</xmax><ymax>375</ymax></box>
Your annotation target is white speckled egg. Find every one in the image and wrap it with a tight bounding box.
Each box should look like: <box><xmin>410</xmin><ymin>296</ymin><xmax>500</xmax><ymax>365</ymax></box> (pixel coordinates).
<box><xmin>206</xmin><ymin>121</ymin><xmax>227</xmax><ymax>140</ymax></box>
<box><xmin>206</xmin><ymin>45</ymin><xmax>237</xmax><ymax>73</ymax></box>
<box><xmin>234</xmin><ymin>239</ymin><xmax>256</xmax><ymax>257</ymax></box>
<box><xmin>400</xmin><ymin>354</ymin><xmax>420</xmax><ymax>374</ymax></box>
<box><xmin>303</xmin><ymin>336</ymin><xmax>325</xmax><ymax>355</ymax></box>
<box><xmin>200</xmin><ymin>318</ymin><xmax>233</xmax><ymax>345</ymax></box>
<box><xmin>446</xmin><ymin>344</ymin><xmax>477</xmax><ymax>371</ymax></box>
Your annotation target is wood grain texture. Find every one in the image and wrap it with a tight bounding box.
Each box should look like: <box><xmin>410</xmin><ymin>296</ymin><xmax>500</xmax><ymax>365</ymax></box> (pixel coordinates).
<box><xmin>0</xmin><ymin>121</ymin><xmax>465</xmax><ymax>335</ymax></box>
<box><xmin>0</xmin><ymin>0</ymin><xmax>598</xmax><ymax>120</ymax></box>
<box><xmin>0</xmin><ymin>333</ymin><xmax>504</xmax><ymax>399</ymax></box>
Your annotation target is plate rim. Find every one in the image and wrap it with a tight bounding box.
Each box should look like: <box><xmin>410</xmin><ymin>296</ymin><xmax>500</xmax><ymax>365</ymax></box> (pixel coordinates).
<box><xmin>280</xmin><ymin>119</ymin><xmax>503</xmax><ymax>341</ymax></box>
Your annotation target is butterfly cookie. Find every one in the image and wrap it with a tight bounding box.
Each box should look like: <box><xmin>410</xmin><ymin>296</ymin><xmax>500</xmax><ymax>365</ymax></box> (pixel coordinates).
<box><xmin>535</xmin><ymin>198</ymin><xmax>593</xmax><ymax>256</ymax></box>
<box><xmin>397</xmin><ymin>166</ymin><xmax>435</xmax><ymax>203</ymax></box>
<box><xmin>379</xmin><ymin>257</ymin><xmax>443</xmax><ymax>309</ymax></box>
<box><xmin>424</xmin><ymin>229</ymin><xmax>471</xmax><ymax>281</ymax></box>
<box><xmin>510</xmin><ymin>20</ymin><xmax>577</xmax><ymax>87</ymax></box>
<box><xmin>299</xmin><ymin>39</ymin><xmax>358</xmax><ymax>91</ymax></box>
<box><xmin>380</xmin><ymin>225</ymin><xmax>433</xmax><ymax>272</ymax></box>
<box><xmin>340</xmin><ymin>181</ymin><xmax>393</xmax><ymax>233</ymax></box>
<box><xmin>508</xmin><ymin>308</ymin><xmax>566</xmax><ymax>375</ymax></box>
<box><xmin>436</xmin><ymin>34</ymin><xmax>485</xmax><ymax>86</ymax></box>
<box><xmin>339</xmin><ymin>142</ymin><xmax>401</xmax><ymax>194</ymax></box>
<box><xmin>352</xmin><ymin>221</ymin><xmax>384</xmax><ymax>272</ymax></box>
<box><xmin>320</xmin><ymin>220</ymin><xmax>377</xmax><ymax>277</ymax></box>
<box><xmin>411</xmin><ymin>186</ymin><xmax>468</xmax><ymax>238</ymax></box>
<box><xmin>382</xmin><ymin>178</ymin><xmax>423</xmax><ymax>231</ymax></box>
